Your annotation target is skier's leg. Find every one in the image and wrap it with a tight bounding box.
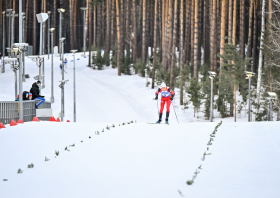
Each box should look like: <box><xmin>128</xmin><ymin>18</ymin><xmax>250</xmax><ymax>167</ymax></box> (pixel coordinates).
<box><xmin>34</xmin><ymin>97</ymin><xmax>45</xmax><ymax>107</ymax></box>
<box><xmin>166</xmin><ymin>100</ymin><xmax>171</xmax><ymax>122</ymax></box>
<box><xmin>157</xmin><ymin>100</ymin><xmax>166</xmax><ymax>123</ymax></box>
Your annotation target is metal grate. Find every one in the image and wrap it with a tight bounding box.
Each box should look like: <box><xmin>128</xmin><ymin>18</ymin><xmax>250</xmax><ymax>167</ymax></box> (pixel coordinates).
<box><xmin>0</xmin><ymin>101</ymin><xmax>51</xmax><ymax>124</ymax></box>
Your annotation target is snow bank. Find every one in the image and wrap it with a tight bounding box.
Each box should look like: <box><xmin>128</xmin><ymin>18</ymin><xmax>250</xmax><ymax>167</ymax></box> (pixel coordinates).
<box><xmin>1</xmin><ymin>121</ymin><xmax>280</xmax><ymax>198</ymax></box>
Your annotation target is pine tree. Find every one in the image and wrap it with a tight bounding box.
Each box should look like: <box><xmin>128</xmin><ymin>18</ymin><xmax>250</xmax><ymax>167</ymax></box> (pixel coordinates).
<box><xmin>218</xmin><ymin>44</ymin><xmax>251</xmax><ymax>118</ymax></box>
<box><xmin>187</xmin><ymin>78</ymin><xmax>202</xmax><ymax>117</ymax></box>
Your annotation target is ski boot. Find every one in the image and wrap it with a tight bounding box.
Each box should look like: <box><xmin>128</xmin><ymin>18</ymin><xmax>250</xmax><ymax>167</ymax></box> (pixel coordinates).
<box><xmin>156</xmin><ymin>113</ymin><xmax>163</xmax><ymax>124</ymax></box>
<box><xmin>165</xmin><ymin>112</ymin><xmax>170</xmax><ymax>124</ymax></box>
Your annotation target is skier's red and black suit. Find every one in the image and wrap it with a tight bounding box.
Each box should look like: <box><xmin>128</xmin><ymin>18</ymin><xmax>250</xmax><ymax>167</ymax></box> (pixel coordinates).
<box><xmin>156</xmin><ymin>87</ymin><xmax>175</xmax><ymax>113</ymax></box>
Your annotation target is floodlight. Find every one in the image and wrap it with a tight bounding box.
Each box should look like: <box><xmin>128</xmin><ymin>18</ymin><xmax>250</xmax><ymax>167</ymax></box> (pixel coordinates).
<box><xmin>13</xmin><ymin>43</ymin><xmax>29</xmax><ymax>48</ymax></box>
<box><xmin>80</xmin><ymin>7</ymin><xmax>88</xmax><ymax>10</ymax></box>
<box><xmin>49</xmin><ymin>28</ymin><xmax>55</xmax><ymax>32</ymax></box>
<box><xmin>4</xmin><ymin>58</ymin><xmax>18</xmax><ymax>63</ymax></box>
<box><xmin>70</xmin><ymin>50</ymin><xmax>78</xmax><ymax>53</ymax></box>
<box><xmin>36</xmin><ymin>13</ymin><xmax>49</xmax><ymax>23</ymax></box>
<box><xmin>267</xmin><ymin>92</ymin><xmax>277</xmax><ymax>100</ymax></box>
<box><xmin>245</xmin><ymin>71</ymin><xmax>255</xmax><ymax>79</ymax></box>
<box><xmin>12</xmin><ymin>48</ymin><xmax>19</xmax><ymax>52</ymax></box>
<box><xmin>60</xmin><ymin>37</ymin><xmax>65</xmax><ymax>42</ymax></box>
<box><xmin>57</xmin><ymin>8</ymin><xmax>65</xmax><ymax>13</ymax></box>
<box><xmin>208</xmin><ymin>71</ymin><xmax>216</xmax><ymax>79</ymax></box>
<box><xmin>2</xmin><ymin>11</ymin><xmax>5</xmax><ymax>14</ymax></box>
<box><xmin>6</xmin><ymin>9</ymin><xmax>12</xmax><ymax>12</ymax></box>
<box><xmin>47</xmin><ymin>11</ymin><xmax>51</xmax><ymax>14</ymax></box>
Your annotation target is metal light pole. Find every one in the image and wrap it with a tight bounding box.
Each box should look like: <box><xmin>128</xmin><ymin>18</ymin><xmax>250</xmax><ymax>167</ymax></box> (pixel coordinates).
<box><xmin>6</xmin><ymin>9</ymin><xmax>12</xmax><ymax>58</ymax></box>
<box><xmin>59</xmin><ymin>80</ymin><xmax>68</xmax><ymax>122</ymax></box>
<box><xmin>13</xmin><ymin>43</ymin><xmax>29</xmax><ymax>120</ymax></box>
<box><xmin>58</xmin><ymin>8</ymin><xmax>65</xmax><ymax>60</ymax></box>
<box><xmin>209</xmin><ymin>71</ymin><xmax>216</xmax><ymax>122</ymax></box>
<box><xmin>29</xmin><ymin>56</ymin><xmax>44</xmax><ymax>94</ymax></box>
<box><xmin>42</xmin><ymin>57</ymin><xmax>45</xmax><ymax>89</ymax></box>
<box><xmin>4</xmin><ymin>57</ymin><xmax>19</xmax><ymax>99</ymax></box>
<box><xmin>71</xmin><ymin>50</ymin><xmax>78</xmax><ymax>122</ymax></box>
<box><xmin>2</xmin><ymin>11</ymin><xmax>5</xmax><ymax>73</ymax></box>
<box><xmin>47</xmin><ymin>11</ymin><xmax>51</xmax><ymax>59</ymax></box>
<box><xmin>80</xmin><ymin>7</ymin><xmax>88</xmax><ymax>58</ymax></box>
<box><xmin>36</xmin><ymin>13</ymin><xmax>49</xmax><ymax>56</ymax></box>
<box><xmin>245</xmin><ymin>71</ymin><xmax>255</xmax><ymax>122</ymax></box>
<box><xmin>11</xmin><ymin>11</ymin><xmax>15</xmax><ymax>56</ymax></box>
<box><xmin>22</xmin><ymin>13</ymin><xmax>26</xmax><ymax>82</ymax></box>
<box><xmin>19</xmin><ymin>0</ymin><xmax>22</xmax><ymax>43</ymax></box>
<box><xmin>39</xmin><ymin>22</ymin><xmax>43</xmax><ymax>55</ymax></box>
<box><xmin>50</xmin><ymin>28</ymin><xmax>55</xmax><ymax>103</ymax></box>
<box><xmin>60</xmin><ymin>37</ymin><xmax>66</xmax><ymax>115</ymax></box>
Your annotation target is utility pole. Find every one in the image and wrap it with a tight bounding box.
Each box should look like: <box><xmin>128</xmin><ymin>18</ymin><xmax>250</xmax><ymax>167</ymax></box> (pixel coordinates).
<box><xmin>2</xmin><ymin>11</ymin><xmax>5</xmax><ymax>73</ymax></box>
<box><xmin>4</xmin><ymin>57</ymin><xmax>19</xmax><ymax>99</ymax></box>
<box><xmin>47</xmin><ymin>11</ymin><xmax>51</xmax><ymax>59</ymax></box>
<box><xmin>19</xmin><ymin>0</ymin><xmax>22</xmax><ymax>43</ymax></box>
<box><xmin>71</xmin><ymin>50</ymin><xmax>78</xmax><ymax>122</ymax></box>
<box><xmin>22</xmin><ymin>13</ymin><xmax>26</xmax><ymax>82</ymax></box>
<box><xmin>11</xmin><ymin>11</ymin><xmax>15</xmax><ymax>56</ymax></box>
<box><xmin>6</xmin><ymin>9</ymin><xmax>12</xmax><ymax>58</ymax></box>
<box><xmin>50</xmin><ymin>28</ymin><xmax>55</xmax><ymax>103</ymax></box>
<box><xmin>60</xmin><ymin>37</ymin><xmax>66</xmax><ymax>116</ymax></box>
<box><xmin>14</xmin><ymin>44</ymin><xmax>29</xmax><ymax>121</ymax></box>
<box><xmin>58</xmin><ymin>8</ymin><xmax>65</xmax><ymax>60</ymax></box>
<box><xmin>245</xmin><ymin>71</ymin><xmax>255</xmax><ymax>122</ymax></box>
<box><xmin>80</xmin><ymin>7</ymin><xmax>88</xmax><ymax>58</ymax></box>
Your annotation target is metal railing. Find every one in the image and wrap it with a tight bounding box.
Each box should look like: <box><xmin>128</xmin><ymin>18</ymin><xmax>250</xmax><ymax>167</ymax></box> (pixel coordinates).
<box><xmin>0</xmin><ymin>101</ymin><xmax>51</xmax><ymax>124</ymax></box>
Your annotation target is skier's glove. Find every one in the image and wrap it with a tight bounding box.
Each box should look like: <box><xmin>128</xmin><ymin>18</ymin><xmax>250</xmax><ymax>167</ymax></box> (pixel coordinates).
<box><xmin>155</xmin><ymin>95</ymin><xmax>158</xmax><ymax>100</ymax></box>
<box><xmin>170</xmin><ymin>96</ymin><xmax>174</xmax><ymax>101</ymax></box>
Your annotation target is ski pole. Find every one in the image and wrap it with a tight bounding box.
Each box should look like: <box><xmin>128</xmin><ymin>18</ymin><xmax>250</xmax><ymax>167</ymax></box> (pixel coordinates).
<box><xmin>157</xmin><ymin>99</ymin><xmax>159</xmax><ymax>116</ymax></box>
<box><xmin>172</xmin><ymin>101</ymin><xmax>179</xmax><ymax>124</ymax></box>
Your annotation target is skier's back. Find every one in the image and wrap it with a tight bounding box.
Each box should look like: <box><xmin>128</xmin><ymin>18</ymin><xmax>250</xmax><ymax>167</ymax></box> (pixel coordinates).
<box><xmin>155</xmin><ymin>82</ymin><xmax>175</xmax><ymax>124</ymax></box>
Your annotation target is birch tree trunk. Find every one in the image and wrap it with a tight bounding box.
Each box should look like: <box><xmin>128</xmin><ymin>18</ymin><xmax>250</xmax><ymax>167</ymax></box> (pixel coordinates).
<box><xmin>253</xmin><ymin>0</ymin><xmax>258</xmax><ymax>72</ymax></box>
<box><xmin>151</xmin><ymin>0</ymin><xmax>158</xmax><ymax>89</ymax></box>
<box><xmin>256</xmin><ymin>0</ymin><xmax>266</xmax><ymax>116</ymax></box>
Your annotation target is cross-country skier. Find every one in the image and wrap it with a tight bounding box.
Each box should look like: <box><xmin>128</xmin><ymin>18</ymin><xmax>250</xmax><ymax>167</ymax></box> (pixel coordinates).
<box><xmin>155</xmin><ymin>82</ymin><xmax>175</xmax><ymax>124</ymax></box>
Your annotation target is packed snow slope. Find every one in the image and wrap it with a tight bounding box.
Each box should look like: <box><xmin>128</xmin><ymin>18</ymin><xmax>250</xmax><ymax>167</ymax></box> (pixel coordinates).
<box><xmin>0</xmin><ymin>52</ymin><xmax>247</xmax><ymax>123</ymax></box>
<box><xmin>1</xmin><ymin>53</ymin><xmax>160</xmax><ymax>123</ymax></box>
<box><xmin>0</xmin><ymin>121</ymin><xmax>280</xmax><ymax>198</ymax></box>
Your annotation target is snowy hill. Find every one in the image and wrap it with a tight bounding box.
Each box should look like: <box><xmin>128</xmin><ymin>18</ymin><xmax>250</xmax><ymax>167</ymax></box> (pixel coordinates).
<box><xmin>1</xmin><ymin>121</ymin><xmax>280</xmax><ymax>197</ymax></box>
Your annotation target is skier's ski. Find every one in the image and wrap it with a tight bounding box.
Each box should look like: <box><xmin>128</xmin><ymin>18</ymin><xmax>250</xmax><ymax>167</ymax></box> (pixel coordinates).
<box><xmin>147</xmin><ymin>122</ymin><xmax>169</xmax><ymax>125</ymax></box>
